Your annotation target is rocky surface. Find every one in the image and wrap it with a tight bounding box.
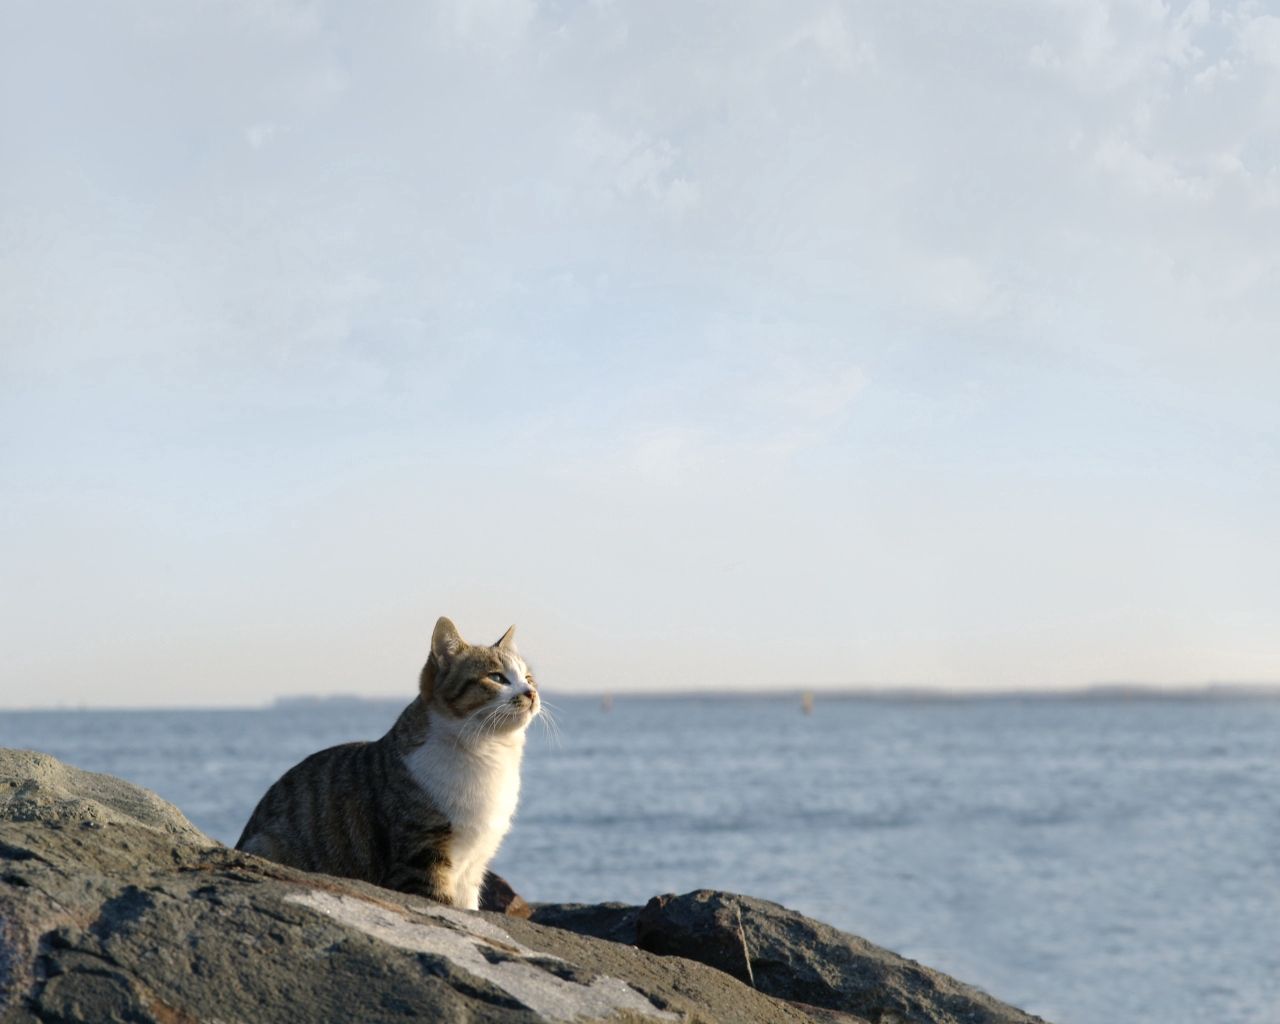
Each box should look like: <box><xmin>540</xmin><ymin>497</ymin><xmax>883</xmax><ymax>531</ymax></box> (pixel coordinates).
<box><xmin>537</xmin><ymin>892</ymin><xmax>1046</xmax><ymax>1024</ymax></box>
<box><xmin>0</xmin><ymin>749</ymin><xmax>1047</xmax><ymax>1023</ymax></box>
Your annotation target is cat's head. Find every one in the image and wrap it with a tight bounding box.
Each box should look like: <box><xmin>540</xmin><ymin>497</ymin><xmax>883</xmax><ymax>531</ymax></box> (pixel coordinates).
<box><xmin>419</xmin><ymin>616</ymin><xmax>540</xmax><ymax>738</ymax></box>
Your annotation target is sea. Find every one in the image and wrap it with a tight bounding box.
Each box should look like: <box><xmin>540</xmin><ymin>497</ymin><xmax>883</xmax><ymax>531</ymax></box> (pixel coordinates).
<box><xmin>1</xmin><ymin>693</ymin><xmax>1276</xmax><ymax>1024</ymax></box>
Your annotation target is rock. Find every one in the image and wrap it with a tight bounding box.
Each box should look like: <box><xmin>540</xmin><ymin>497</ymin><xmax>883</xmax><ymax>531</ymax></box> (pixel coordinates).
<box><xmin>0</xmin><ymin>749</ymin><xmax>1048</xmax><ymax>1023</ymax></box>
<box><xmin>539</xmin><ymin>890</ymin><xmax>1047</xmax><ymax>1024</ymax></box>
<box><xmin>0</xmin><ymin>748</ymin><xmax>202</xmax><ymax>839</ymax></box>
<box><xmin>529</xmin><ymin>902</ymin><xmax>643</xmax><ymax>946</ymax></box>
<box><xmin>0</xmin><ymin>749</ymin><xmax>824</xmax><ymax>1023</ymax></box>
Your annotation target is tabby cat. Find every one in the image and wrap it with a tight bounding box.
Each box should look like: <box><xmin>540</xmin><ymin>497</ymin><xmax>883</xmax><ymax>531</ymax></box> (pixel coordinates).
<box><xmin>235</xmin><ymin>616</ymin><xmax>539</xmax><ymax>909</ymax></box>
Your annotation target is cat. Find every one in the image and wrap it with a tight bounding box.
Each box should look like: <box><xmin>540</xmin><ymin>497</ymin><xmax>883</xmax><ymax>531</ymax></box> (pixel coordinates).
<box><xmin>235</xmin><ymin>616</ymin><xmax>539</xmax><ymax>910</ymax></box>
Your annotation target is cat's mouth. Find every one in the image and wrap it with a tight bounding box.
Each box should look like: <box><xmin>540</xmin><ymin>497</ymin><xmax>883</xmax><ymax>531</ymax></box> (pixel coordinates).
<box><xmin>474</xmin><ymin>694</ymin><xmax>537</xmax><ymax>733</ymax></box>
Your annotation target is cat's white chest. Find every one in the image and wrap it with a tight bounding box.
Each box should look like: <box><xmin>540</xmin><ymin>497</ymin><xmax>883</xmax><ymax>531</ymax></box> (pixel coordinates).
<box><xmin>403</xmin><ymin>735</ymin><xmax>524</xmax><ymax>909</ymax></box>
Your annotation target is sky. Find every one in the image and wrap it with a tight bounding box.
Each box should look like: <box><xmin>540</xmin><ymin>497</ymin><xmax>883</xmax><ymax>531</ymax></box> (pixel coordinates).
<box><xmin>2</xmin><ymin>0</ymin><xmax>1278</xmax><ymax>707</ymax></box>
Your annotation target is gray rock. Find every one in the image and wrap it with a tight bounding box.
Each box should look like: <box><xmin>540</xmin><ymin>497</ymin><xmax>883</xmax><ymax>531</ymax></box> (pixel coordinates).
<box><xmin>0</xmin><ymin>749</ymin><xmax>816</xmax><ymax>1023</ymax></box>
<box><xmin>0</xmin><ymin>748</ymin><xmax>203</xmax><ymax>839</ymax></box>
<box><xmin>0</xmin><ymin>749</ymin><xmax>1048</xmax><ymax>1024</ymax></box>
<box><xmin>536</xmin><ymin>891</ymin><xmax>1048</xmax><ymax>1024</ymax></box>
<box><xmin>528</xmin><ymin>903</ymin><xmax>643</xmax><ymax>946</ymax></box>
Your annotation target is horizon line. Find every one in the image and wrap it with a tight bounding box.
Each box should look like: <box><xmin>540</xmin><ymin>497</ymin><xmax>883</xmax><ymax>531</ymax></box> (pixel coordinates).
<box><xmin>3</xmin><ymin>681</ymin><xmax>1279</xmax><ymax>712</ymax></box>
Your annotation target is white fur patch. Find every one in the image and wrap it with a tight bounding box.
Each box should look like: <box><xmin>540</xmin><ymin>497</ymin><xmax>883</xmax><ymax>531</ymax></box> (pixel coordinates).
<box><xmin>498</xmin><ymin>651</ymin><xmax>535</xmax><ymax>698</ymax></box>
<box><xmin>403</xmin><ymin>718</ymin><xmax>528</xmax><ymax>910</ymax></box>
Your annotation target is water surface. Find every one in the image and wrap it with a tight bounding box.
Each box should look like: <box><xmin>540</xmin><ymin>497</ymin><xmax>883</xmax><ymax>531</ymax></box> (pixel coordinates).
<box><xmin>2</xmin><ymin>694</ymin><xmax>1276</xmax><ymax>1024</ymax></box>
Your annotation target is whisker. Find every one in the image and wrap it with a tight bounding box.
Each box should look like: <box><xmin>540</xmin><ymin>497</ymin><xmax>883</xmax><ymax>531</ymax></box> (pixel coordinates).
<box><xmin>538</xmin><ymin>699</ymin><xmax>564</xmax><ymax>722</ymax></box>
<box><xmin>536</xmin><ymin>705</ymin><xmax>563</xmax><ymax>748</ymax></box>
<box><xmin>463</xmin><ymin>704</ymin><xmax>502</xmax><ymax>744</ymax></box>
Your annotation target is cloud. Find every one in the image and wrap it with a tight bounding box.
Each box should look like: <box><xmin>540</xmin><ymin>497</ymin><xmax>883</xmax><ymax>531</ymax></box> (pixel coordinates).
<box><xmin>245</xmin><ymin>122</ymin><xmax>279</xmax><ymax>148</ymax></box>
<box><xmin>911</xmin><ymin>254</ymin><xmax>1009</xmax><ymax>321</ymax></box>
<box><xmin>1237</xmin><ymin>12</ymin><xmax>1280</xmax><ymax>68</ymax></box>
<box><xmin>568</xmin><ymin>115</ymin><xmax>700</xmax><ymax>215</ymax></box>
<box><xmin>1191</xmin><ymin>57</ymin><xmax>1236</xmax><ymax>89</ymax></box>
<box><xmin>434</xmin><ymin>0</ymin><xmax>537</xmax><ymax>53</ymax></box>
<box><xmin>786</xmin><ymin>6</ymin><xmax>875</xmax><ymax>71</ymax></box>
<box><xmin>1026</xmin><ymin>0</ymin><xmax>1208</xmax><ymax>93</ymax></box>
<box><xmin>1092</xmin><ymin>135</ymin><xmax>1213</xmax><ymax>199</ymax></box>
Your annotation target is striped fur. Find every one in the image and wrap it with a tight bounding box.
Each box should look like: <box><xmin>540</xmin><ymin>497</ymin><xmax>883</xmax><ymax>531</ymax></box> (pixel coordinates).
<box><xmin>235</xmin><ymin>617</ymin><xmax>539</xmax><ymax>909</ymax></box>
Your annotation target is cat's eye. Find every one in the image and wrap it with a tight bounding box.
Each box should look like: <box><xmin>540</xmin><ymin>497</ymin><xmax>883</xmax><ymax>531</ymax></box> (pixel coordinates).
<box><xmin>487</xmin><ymin>672</ymin><xmax>507</xmax><ymax>685</ymax></box>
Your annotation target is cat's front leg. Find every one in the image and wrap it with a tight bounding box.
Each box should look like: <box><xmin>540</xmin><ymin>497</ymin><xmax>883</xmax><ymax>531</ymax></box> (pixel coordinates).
<box><xmin>388</xmin><ymin>872</ymin><xmax>454</xmax><ymax>904</ymax></box>
<box><xmin>385</xmin><ymin>831</ymin><xmax>455</xmax><ymax>905</ymax></box>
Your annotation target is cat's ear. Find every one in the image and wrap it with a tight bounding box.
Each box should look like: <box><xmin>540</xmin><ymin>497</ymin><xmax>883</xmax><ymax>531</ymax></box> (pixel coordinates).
<box><xmin>494</xmin><ymin>625</ymin><xmax>517</xmax><ymax>652</ymax></box>
<box><xmin>419</xmin><ymin>654</ymin><xmax>438</xmax><ymax>700</ymax></box>
<box><xmin>431</xmin><ymin>616</ymin><xmax>465</xmax><ymax>667</ymax></box>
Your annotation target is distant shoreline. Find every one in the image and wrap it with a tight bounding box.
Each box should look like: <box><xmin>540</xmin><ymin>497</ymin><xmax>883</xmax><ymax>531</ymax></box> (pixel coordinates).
<box><xmin>3</xmin><ymin>683</ymin><xmax>1279</xmax><ymax>713</ymax></box>
<box><xmin>270</xmin><ymin>683</ymin><xmax>1280</xmax><ymax>706</ymax></box>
